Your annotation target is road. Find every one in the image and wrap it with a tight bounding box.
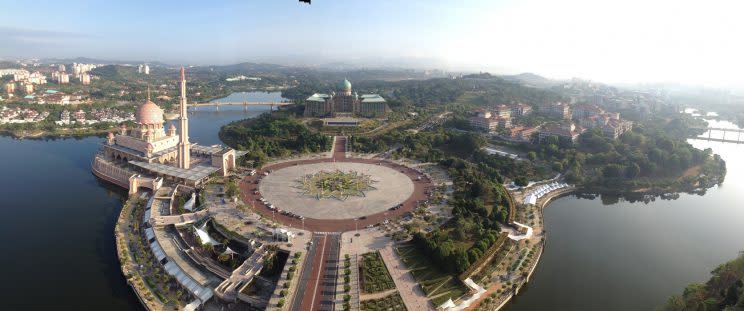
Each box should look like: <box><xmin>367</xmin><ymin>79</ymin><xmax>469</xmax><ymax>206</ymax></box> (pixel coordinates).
<box><xmin>291</xmin><ymin>233</ymin><xmax>340</xmax><ymax>311</ymax></box>
<box><xmin>291</xmin><ymin>234</ymin><xmax>323</xmax><ymax>311</ymax></box>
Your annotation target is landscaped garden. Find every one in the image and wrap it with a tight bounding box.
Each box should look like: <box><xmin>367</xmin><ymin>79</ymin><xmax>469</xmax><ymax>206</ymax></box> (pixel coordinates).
<box><xmin>396</xmin><ymin>242</ymin><xmax>467</xmax><ymax>307</ymax></box>
<box><xmin>360</xmin><ymin>251</ymin><xmax>395</xmax><ymax>293</ymax></box>
<box><xmin>360</xmin><ymin>292</ymin><xmax>407</xmax><ymax>311</ymax></box>
<box><xmin>296</xmin><ymin>169</ymin><xmax>377</xmax><ymax>200</ymax></box>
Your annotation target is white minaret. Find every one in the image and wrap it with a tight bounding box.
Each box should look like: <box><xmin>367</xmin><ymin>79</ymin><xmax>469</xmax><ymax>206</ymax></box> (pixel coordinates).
<box><xmin>178</xmin><ymin>66</ymin><xmax>191</xmax><ymax>169</ymax></box>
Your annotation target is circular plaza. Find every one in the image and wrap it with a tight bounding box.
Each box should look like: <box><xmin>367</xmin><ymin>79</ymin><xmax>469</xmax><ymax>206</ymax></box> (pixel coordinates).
<box><xmin>240</xmin><ymin>157</ymin><xmax>433</xmax><ymax>232</ymax></box>
<box><xmin>259</xmin><ymin>161</ymin><xmax>414</xmax><ymax>220</ymax></box>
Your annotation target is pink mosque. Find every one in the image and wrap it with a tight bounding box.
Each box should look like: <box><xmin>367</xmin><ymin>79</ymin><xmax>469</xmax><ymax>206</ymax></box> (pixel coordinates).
<box><xmin>92</xmin><ymin>67</ymin><xmax>238</xmax><ymax>194</ymax></box>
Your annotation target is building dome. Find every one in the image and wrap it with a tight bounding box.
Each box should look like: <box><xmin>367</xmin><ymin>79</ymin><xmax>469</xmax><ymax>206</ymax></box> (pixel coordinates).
<box><xmin>136</xmin><ymin>100</ymin><xmax>164</xmax><ymax>125</ymax></box>
<box><xmin>340</xmin><ymin>79</ymin><xmax>351</xmax><ymax>91</ymax></box>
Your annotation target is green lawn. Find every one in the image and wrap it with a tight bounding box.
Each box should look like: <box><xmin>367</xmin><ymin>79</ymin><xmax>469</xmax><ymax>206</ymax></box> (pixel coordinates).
<box><xmin>361</xmin><ymin>252</ymin><xmax>396</xmax><ymax>293</ymax></box>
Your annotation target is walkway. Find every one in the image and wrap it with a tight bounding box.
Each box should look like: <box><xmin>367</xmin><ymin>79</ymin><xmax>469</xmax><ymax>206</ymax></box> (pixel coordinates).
<box><xmin>379</xmin><ymin>246</ymin><xmax>432</xmax><ymax>311</ymax></box>
<box><xmin>332</xmin><ymin>136</ymin><xmax>347</xmax><ymax>161</ymax></box>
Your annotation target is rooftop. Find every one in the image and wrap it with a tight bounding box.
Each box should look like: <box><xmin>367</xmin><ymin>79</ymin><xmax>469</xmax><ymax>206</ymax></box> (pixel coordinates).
<box><xmin>306</xmin><ymin>93</ymin><xmax>330</xmax><ymax>102</ymax></box>
<box><xmin>360</xmin><ymin>94</ymin><xmax>386</xmax><ymax>103</ymax></box>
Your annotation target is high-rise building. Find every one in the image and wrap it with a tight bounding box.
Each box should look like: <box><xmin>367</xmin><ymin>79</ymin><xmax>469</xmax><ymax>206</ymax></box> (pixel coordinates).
<box><xmin>24</xmin><ymin>83</ymin><xmax>34</xmax><ymax>94</ymax></box>
<box><xmin>138</xmin><ymin>64</ymin><xmax>150</xmax><ymax>75</ymax></box>
<box><xmin>58</xmin><ymin>64</ymin><xmax>66</xmax><ymax>72</ymax></box>
<box><xmin>81</xmin><ymin>73</ymin><xmax>91</xmax><ymax>85</ymax></box>
<box><xmin>304</xmin><ymin>79</ymin><xmax>389</xmax><ymax>118</ymax></box>
<box><xmin>52</xmin><ymin>71</ymin><xmax>70</xmax><ymax>84</ymax></box>
<box><xmin>5</xmin><ymin>82</ymin><xmax>15</xmax><ymax>94</ymax></box>
<box><xmin>72</xmin><ymin>63</ymin><xmax>97</xmax><ymax>76</ymax></box>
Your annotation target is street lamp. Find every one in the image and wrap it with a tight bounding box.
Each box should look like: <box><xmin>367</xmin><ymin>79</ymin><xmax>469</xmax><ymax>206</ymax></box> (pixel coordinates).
<box><xmin>355</xmin><ymin>218</ymin><xmax>358</xmax><ymax>232</ymax></box>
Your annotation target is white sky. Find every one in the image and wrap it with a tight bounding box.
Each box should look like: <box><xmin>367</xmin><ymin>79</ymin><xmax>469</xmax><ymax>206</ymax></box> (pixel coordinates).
<box><xmin>438</xmin><ymin>0</ymin><xmax>744</xmax><ymax>87</ymax></box>
<box><xmin>2</xmin><ymin>0</ymin><xmax>743</xmax><ymax>88</ymax></box>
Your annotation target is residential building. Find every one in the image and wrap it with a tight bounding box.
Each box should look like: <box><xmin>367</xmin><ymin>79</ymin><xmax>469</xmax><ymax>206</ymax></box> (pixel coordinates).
<box><xmin>510</xmin><ymin>102</ymin><xmax>532</xmax><ymax>117</ymax></box>
<box><xmin>540</xmin><ymin>102</ymin><xmax>571</xmax><ymax>120</ymax></box>
<box><xmin>494</xmin><ymin>104</ymin><xmax>511</xmax><ymax>119</ymax></box>
<box><xmin>5</xmin><ymin>82</ymin><xmax>15</xmax><ymax>94</ymax></box>
<box><xmin>538</xmin><ymin>123</ymin><xmax>583</xmax><ymax>143</ymax></box>
<box><xmin>24</xmin><ymin>83</ymin><xmax>34</xmax><ymax>94</ymax></box>
<box><xmin>81</xmin><ymin>73</ymin><xmax>91</xmax><ymax>85</ymax></box>
<box><xmin>571</xmin><ymin>104</ymin><xmax>603</xmax><ymax>119</ymax></box>
<box><xmin>506</xmin><ymin>126</ymin><xmax>539</xmax><ymax>142</ymax></box>
<box><xmin>469</xmin><ymin>110</ymin><xmax>512</xmax><ymax>132</ymax></box>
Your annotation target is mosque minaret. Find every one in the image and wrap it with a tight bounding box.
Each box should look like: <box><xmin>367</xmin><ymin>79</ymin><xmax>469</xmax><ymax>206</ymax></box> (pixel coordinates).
<box><xmin>178</xmin><ymin>66</ymin><xmax>191</xmax><ymax>169</ymax></box>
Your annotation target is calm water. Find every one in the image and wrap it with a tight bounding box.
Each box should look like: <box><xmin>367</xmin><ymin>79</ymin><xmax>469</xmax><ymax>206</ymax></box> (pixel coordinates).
<box><xmin>505</xmin><ymin>120</ymin><xmax>744</xmax><ymax>311</ymax></box>
<box><xmin>208</xmin><ymin>91</ymin><xmax>286</xmax><ymax>103</ymax></box>
<box><xmin>0</xmin><ymin>93</ymin><xmax>273</xmax><ymax>309</ymax></box>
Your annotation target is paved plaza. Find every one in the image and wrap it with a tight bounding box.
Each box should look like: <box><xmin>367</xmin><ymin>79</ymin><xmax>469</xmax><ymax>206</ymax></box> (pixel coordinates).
<box><xmin>259</xmin><ymin>161</ymin><xmax>415</xmax><ymax>220</ymax></box>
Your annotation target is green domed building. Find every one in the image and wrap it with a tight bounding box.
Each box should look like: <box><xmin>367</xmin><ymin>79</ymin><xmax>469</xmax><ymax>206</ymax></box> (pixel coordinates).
<box><xmin>304</xmin><ymin>79</ymin><xmax>389</xmax><ymax>119</ymax></box>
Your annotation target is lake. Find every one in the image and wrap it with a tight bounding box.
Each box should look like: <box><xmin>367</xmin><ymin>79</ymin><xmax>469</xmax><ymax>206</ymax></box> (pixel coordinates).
<box><xmin>505</xmin><ymin>120</ymin><xmax>744</xmax><ymax>311</ymax></box>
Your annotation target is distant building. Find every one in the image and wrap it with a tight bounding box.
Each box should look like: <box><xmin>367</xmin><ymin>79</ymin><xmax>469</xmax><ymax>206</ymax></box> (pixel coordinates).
<box><xmin>24</xmin><ymin>83</ymin><xmax>34</xmax><ymax>94</ymax></box>
<box><xmin>0</xmin><ymin>69</ymin><xmax>27</xmax><ymax>78</ymax></box>
<box><xmin>26</xmin><ymin>72</ymin><xmax>47</xmax><ymax>84</ymax></box>
<box><xmin>571</xmin><ymin>104</ymin><xmax>603</xmax><ymax>119</ymax></box>
<box><xmin>5</xmin><ymin>82</ymin><xmax>15</xmax><ymax>94</ymax></box>
<box><xmin>304</xmin><ymin>79</ymin><xmax>389</xmax><ymax>118</ymax></box>
<box><xmin>469</xmin><ymin>110</ymin><xmax>512</xmax><ymax>132</ymax></box>
<box><xmin>505</xmin><ymin>126</ymin><xmax>539</xmax><ymax>142</ymax></box>
<box><xmin>81</xmin><ymin>73</ymin><xmax>91</xmax><ymax>85</ymax></box>
<box><xmin>538</xmin><ymin>123</ymin><xmax>583</xmax><ymax>143</ymax></box>
<box><xmin>138</xmin><ymin>64</ymin><xmax>150</xmax><ymax>75</ymax></box>
<box><xmin>579</xmin><ymin>113</ymin><xmax>632</xmax><ymax>139</ymax></box>
<box><xmin>52</xmin><ymin>71</ymin><xmax>70</xmax><ymax>84</ymax></box>
<box><xmin>58</xmin><ymin>64</ymin><xmax>66</xmax><ymax>72</ymax></box>
<box><xmin>540</xmin><ymin>102</ymin><xmax>571</xmax><ymax>120</ymax></box>
<box><xmin>72</xmin><ymin>63</ymin><xmax>97</xmax><ymax>76</ymax></box>
<box><xmin>470</xmin><ymin>111</ymin><xmax>499</xmax><ymax>132</ymax></box>
<box><xmin>510</xmin><ymin>102</ymin><xmax>532</xmax><ymax>117</ymax></box>
<box><xmin>493</xmin><ymin>104</ymin><xmax>511</xmax><ymax>119</ymax></box>
<box><xmin>573</xmin><ymin>104</ymin><xmax>633</xmax><ymax>139</ymax></box>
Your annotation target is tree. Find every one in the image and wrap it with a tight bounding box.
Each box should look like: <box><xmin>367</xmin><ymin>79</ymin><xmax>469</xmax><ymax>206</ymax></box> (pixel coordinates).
<box><xmin>625</xmin><ymin>163</ymin><xmax>641</xmax><ymax>179</ymax></box>
<box><xmin>225</xmin><ymin>181</ymin><xmax>239</xmax><ymax>198</ymax></box>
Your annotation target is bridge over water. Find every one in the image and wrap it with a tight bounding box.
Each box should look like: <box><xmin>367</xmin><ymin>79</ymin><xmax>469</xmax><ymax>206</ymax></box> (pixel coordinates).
<box><xmin>690</xmin><ymin>127</ymin><xmax>744</xmax><ymax>144</ymax></box>
<box><xmin>189</xmin><ymin>101</ymin><xmax>291</xmax><ymax>108</ymax></box>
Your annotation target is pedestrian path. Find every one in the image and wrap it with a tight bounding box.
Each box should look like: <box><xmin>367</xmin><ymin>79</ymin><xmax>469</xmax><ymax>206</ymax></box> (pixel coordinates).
<box><xmin>379</xmin><ymin>246</ymin><xmax>432</xmax><ymax>311</ymax></box>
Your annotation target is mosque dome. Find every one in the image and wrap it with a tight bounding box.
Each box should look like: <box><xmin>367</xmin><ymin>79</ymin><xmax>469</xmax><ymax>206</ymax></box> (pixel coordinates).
<box><xmin>339</xmin><ymin>79</ymin><xmax>351</xmax><ymax>91</ymax></box>
<box><xmin>136</xmin><ymin>100</ymin><xmax>164</xmax><ymax>125</ymax></box>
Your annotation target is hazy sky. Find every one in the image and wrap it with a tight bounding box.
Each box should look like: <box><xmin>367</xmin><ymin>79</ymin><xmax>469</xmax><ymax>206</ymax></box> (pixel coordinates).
<box><xmin>1</xmin><ymin>0</ymin><xmax>743</xmax><ymax>87</ymax></box>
